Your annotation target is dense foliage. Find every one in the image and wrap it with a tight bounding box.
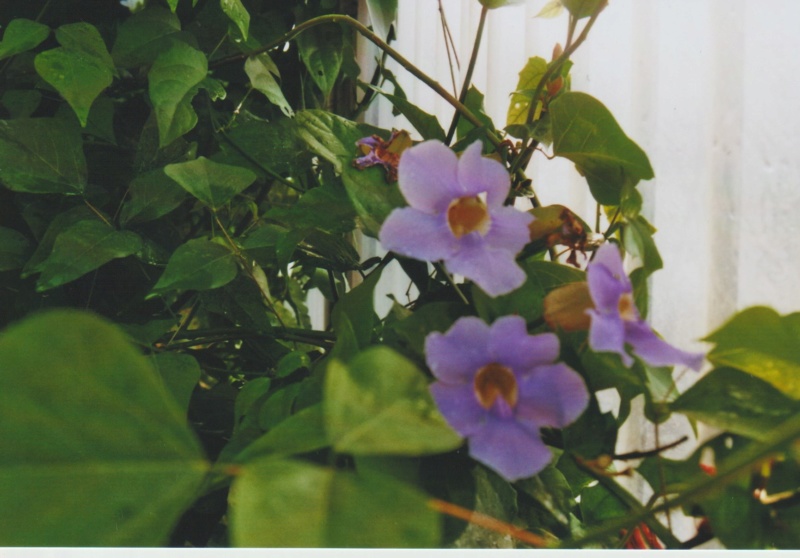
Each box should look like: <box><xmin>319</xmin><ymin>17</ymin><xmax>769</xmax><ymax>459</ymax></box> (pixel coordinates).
<box><xmin>2</xmin><ymin>0</ymin><xmax>800</xmax><ymax>549</ymax></box>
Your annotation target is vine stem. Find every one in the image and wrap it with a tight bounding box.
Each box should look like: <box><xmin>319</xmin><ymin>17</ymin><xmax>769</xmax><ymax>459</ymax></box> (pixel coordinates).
<box><xmin>445</xmin><ymin>5</ymin><xmax>489</xmax><ymax>145</ymax></box>
<box><xmin>210</xmin><ymin>14</ymin><xmax>500</xmax><ymax>148</ymax></box>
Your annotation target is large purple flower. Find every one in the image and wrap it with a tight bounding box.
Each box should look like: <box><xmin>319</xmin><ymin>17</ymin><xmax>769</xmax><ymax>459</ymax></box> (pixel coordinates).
<box><xmin>587</xmin><ymin>243</ymin><xmax>705</xmax><ymax>370</ymax></box>
<box><xmin>425</xmin><ymin>315</ymin><xmax>589</xmax><ymax>481</ymax></box>
<box><xmin>379</xmin><ymin>140</ymin><xmax>533</xmax><ymax>297</ymax></box>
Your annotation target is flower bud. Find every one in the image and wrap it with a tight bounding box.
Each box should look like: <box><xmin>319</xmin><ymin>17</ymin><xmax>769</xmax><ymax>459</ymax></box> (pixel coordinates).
<box><xmin>543</xmin><ymin>282</ymin><xmax>593</xmax><ymax>332</ymax></box>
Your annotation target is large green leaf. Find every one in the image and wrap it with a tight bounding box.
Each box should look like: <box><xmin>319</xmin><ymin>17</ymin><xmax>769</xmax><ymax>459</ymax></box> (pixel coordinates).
<box><xmin>120</xmin><ymin>168</ymin><xmax>187</xmax><ymax>225</ymax></box>
<box><xmin>216</xmin><ymin>116</ymin><xmax>309</xmax><ymax>178</ymax></box>
<box><xmin>111</xmin><ymin>6</ymin><xmax>182</xmax><ymax>68</ymax></box>
<box><xmin>229</xmin><ymin>458</ymin><xmax>439</xmax><ymax>547</ymax></box>
<box><xmin>164</xmin><ymin>156</ymin><xmax>257</xmax><ymax>210</ymax></box>
<box><xmin>704</xmin><ymin>306</ymin><xmax>800</xmax><ymax>399</ymax></box>
<box><xmin>340</xmin><ymin>164</ymin><xmax>405</xmax><ymax>237</ymax></box>
<box><xmin>266</xmin><ymin>183</ymin><xmax>356</xmax><ymax>234</ymax></box>
<box><xmin>0</xmin><ymin>117</ymin><xmax>87</xmax><ymax>194</ymax></box>
<box><xmin>35</xmin><ymin>220</ymin><xmax>143</xmax><ymax>292</ymax></box>
<box><xmin>148</xmin><ymin>41</ymin><xmax>208</xmax><ymax>147</ymax></box>
<box><xmin>220</xmin><ymin>0</ymin><xmax>250</xmax><ymax>39</ymax></box>
<box><xmin>295</xmin><ymin>109</ymin><xmax>373</xmax><ymax>173</ymax></box>
<box><xmin>0</xmin><ymin>18</ymin><xmax>50</xmax><ymax>60</ymax></box>
<box><xmin>150</xmin><ymin>238</ymin><xmax>238</xmax><ymax>295</ymax></box>
<box><xmin>35</xmin><ymin>23</ymin><xmax>115</xmax><ymax>126</ymax></box>
<box><xmin>365</xmin><ymin>0</ymin><xmax>397</xmax><ymax>40</ymax></box>
<box><xmin>244</xmin><ymin>54</ymin><xmax>293</xmax><ymax>116</ymax></box>
<box><xmin>670</xmin><ymin>367</ymin><xmax>800</xmax><ymax>438</ymax></box>
<box><xmin>551</xmin><ymin>92</ymin><xmax>653</xmax><ymax>205</ymax></box>
<box><xmin>0</xmin><ymin>310</ymin><xmax>208</xmax><ymax>546</ymax></box>
<box><xmin>296</xmin><ymin>23</ymin><xmax>344</xmax><ymax>96</ymax></box>
<box><xmin>372</xmin><ymin>88</ymin><xmax>446</xmax><ymax>141</ymax></box>
<box><xmin>324</xmin><ymin>346</ymin><xmax>462</xmax><ymax>455</ymax></box>
<box><xmin>0</xmin><ymin>227</ymin><xmax>32</xmax><ymax>271</ymax></box>
<box><xmin>150</xmin><ymin>352</ymin><xmax>201</xmax><ymax>414</ymax></box>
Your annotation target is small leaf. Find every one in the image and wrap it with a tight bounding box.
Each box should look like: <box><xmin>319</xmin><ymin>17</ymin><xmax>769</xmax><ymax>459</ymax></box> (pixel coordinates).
<box><xmin>561</xmin><ymin>0</ymin><xmax>605</xmax><ymax>19</ymax></box>
<box><xmin>1</xmin><ymin>89</ymin><xmax>42</xmax><ymax>118</ymax></box>
<box><xmin>0</xmin><ymin>117</ymin><xmax>86</xmax><ymax>194</ymax></box>
<box><xmin>295</xmin><ymin>109</ymin><xmax>376</xmax><ymax>173</ymax></box>
<box><xmin>150</xmin><ymin>238</ymin><xmax>238</xmax><ymax>295</ymax></box>
<box><xmin>324</xmin><ymin>346</ymin><xmax>463</xmax><ymax>455</ymax></box>
<box><xmin>479</xmin><ymin>0</ymin><xmax>525</xmax><ymax>8</ymax></box>
<box><xmin>235</xmin><ymin>404</ymin><xmax>329</xmax><ymax>462</ymax></box>
<box><xmin>704</xmin><ymin>306</ymin><xmax>800</xmax><ymax>399</ymax></box>
<box><xmin>372</xmin><ymin>87</ymin><xmax>446</xmax><ymax>141</ymax></box>
<box><xmin>506</xmin><ymin>56</ymin><xmax>548</xmax><ymax>127</ymax></box>
<box><xmin>244</xmin><ymin>54</ymin><xmax>293</xmax><ymax>116</ymax></box>
<box><xmin>623</xmin><ymin>214</ymin><xmax>663</xmax><ymax>275</ymax></box>
<box><xmin>148</xmin><ymin>41</ymin><xmax>208</xmax><ymax>147</ymax></box>
<box><xmin>111</xmin><ymin>6</ymin><xmax>182</xmax><ymax>68</ymax></box>
<box><xmin>330</xmin><ymin>264</ymin><xmax>385</xmax><ymax>350</ymax></box>
<box><xmin>36</xmin><ymin>220</ymin><xmax>142</xmax><ymax>291</ymax></box>
<box><xmin>296</xmin><ymin>23</ymin><xmax>343</xmax><ymax>96</ymax></box>
<box><xmin>536</xmin><ymin>0</ymin><xmax>565</xmax><ymax>18</ymax></box>
<box><xmin>670</xmin><ymin>367</ymin><xmax>800</xmax><ymax>438</ymax></box>
<box><xmin>275</xmin><ymin>351</ymin><xmax>312</xmax><ymax>378</ymax></box>
<box><xmin>229</xmin><ymin>458</ymin><xmax>439</xmax><ymax>547</ymax></box>
<box><xmin>456</xmin><ymin>86</ymin><xmax>495</xmax><ymax>140</ymax></box>
<box><xmin>551</xmin><ymin>92</ymin><xmax>653</xmax><ymax>205</ymax></box>
<box><xmin>340</xmin><ymin>164</ymin><xmax>405</xmax><ymax>237</ymax></box>
<box><xmin>220</xmin><ymin>0</ymin><xmax>250</xmax><ymax>39</ymax></box>
<box><xmin>0</xmin><ymin>227</ymin><xmax>32</xmax><ymax>271</ymax></box>
<box><xmin>0</xmin><ymin>19</ymin><xmax>50</xmax><ymax>60</ymax></box>
<box><xmin>120</xmin><ymin>169</ymin><xmax>187</xmax><ymax>225</ymax></box>
<box><xmin>164</xmin><ymin>156</ymin><xmax>257</xmax><ymax>210</ymax></box>
<box><xmin>150</xmin><ymin>352</ymin><xmax>201</xmax><ymax>413</ymax></box>
<box><xmin>0</xmin><ymin>310</ymin><xmax>207</xmax><ymax>546</ymax></box>
<box><xmin>267</xmin><ymin>183</ymin><xmax>356</xmax><ymax>235</ymax></box>
<box><xmin>216</xmin><ymin>116</ymin><xmax>309</xmax><ymax>178</ymax></box>
<box><xmin>365</xmin><ymin>0</ymin><xmax>397</xmax><ymax>40</ymax></box>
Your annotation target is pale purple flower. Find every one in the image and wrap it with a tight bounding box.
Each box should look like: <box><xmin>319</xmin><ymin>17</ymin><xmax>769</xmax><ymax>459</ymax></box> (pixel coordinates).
<box><xmin>586</xmin><ymin>243</ymin><xmax>705</xmax><ymax>370</ymax></box>
<box><xmin>379</xmin><ymin>140</ymin><xmax>533</xmax><ymax>297</ymax></box>
<box><xmin>425</xmin><ymin>315</ymin><xmax>589</xmax><ymax>481</ymax></box>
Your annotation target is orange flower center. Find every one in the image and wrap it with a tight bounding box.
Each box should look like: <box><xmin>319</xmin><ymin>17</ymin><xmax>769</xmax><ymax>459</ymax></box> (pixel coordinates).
<box><xmin>447</xmin><ymin>196</ymin><xmax>491</xmax><ymax>238</ymax></box>
<box><xmin>618</xmin><ymin>292</ymin><xmax>637</xmax><ymax>321</ymax></box>
<box><xmin>474</xmin><ymin>363</ymin><xmax>518</xmax><ymax>410</ymax></box>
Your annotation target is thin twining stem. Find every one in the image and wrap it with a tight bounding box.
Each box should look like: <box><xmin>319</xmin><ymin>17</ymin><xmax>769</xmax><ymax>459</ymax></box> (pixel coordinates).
<box><xmin>438</xmin><ymin>0</ymin><xmax>460</xmax><ymax>97</ymax></box>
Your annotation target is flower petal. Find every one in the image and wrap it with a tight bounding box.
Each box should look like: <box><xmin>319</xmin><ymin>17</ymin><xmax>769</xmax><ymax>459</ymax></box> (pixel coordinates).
<box><xmin>446</xmin><ymin>237</ymin><xmax>526</xmax><ymax>297</ymax></box>
<box><xmin>593</xmin><ymin>242</ymin><xmax>627</xmax><ymax>281</ymax></box>
<box><xmin>429</xmin><ymin>381</ymin><xmax>485</xmax><ymax>437</ymax></box>
<box><xmin>587</xmin><ymin>263</ymin><xmax>629</xmax><ymax>314</ymax></box>
<box><xmin>516</xmin><ymin>363</ymin><xmax>589</xmax><ymax>428</ymax></box>
<box><xmin>397</xmin><ymin>140</ymin><xmax>460</xmax><ymax>213</ymax></box>
<box><xmin>424</xmin><ymin>316</ymin><xmax>491</xmax><ymax>383</ymax></box>
<box><xmin>588</xmin><ymin>309</ymin><xmax>633</xmax><ymax>366</ymax></box>
<box><xmin>487</xmin><ymin>316</ymin><xmax>560</xmax><ymax>370</ymax></box>
<box><xmin>379</xmin><ymin>207</ymin><xmax>458</xmax><ymax>262</ymax></box>
<box><xmin>624</xmin><ymin>321</ymin><xmax>705</xmax><ymax>371</ymax></box>
<box><xmin>468</xmin><ymin>416</ymin><xmax>552</xmax><ymax>481</ymax></box>
<box><xmin>456</xmin><ymin>141</ymin><xmax>511</xmax><ymax>208</ymax></box>
<box><xmin>484</xmin><ymin>206</ymin><xmax>534</xmax><ymax>255</ymax></box>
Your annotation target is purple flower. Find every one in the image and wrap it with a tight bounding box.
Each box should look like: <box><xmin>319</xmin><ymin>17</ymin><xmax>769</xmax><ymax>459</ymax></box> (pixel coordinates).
<box><xmin>587</xmin><ymin>243</ymin><xmax>705</xmax><ymax>370</ymax></box>
<box><xmin>352</xmin><ymin>130</ymin><xmax>412</xmax><ymax>183</ymax></box>
<box><xmin>425</xmin><ymin>315</ymin><xmax>589</xmax><ymax>481</ymax></box>
<box><xmin>379</xmin><ymin>140</ymin><xmax>533</xmax><ymax>297</ymax></box>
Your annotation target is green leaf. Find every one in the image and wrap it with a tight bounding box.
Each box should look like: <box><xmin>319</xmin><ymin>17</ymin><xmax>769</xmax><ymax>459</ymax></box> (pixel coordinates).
<box><xmin>35</xmin><ymin>23</ymin><xmax>115</xmax><ymax>126</ymax></box>
<box><xmin>120</xmin><ymin>168</ymin><xmax>187</xmax><ymax>225</ymax></box>
<box><xmin>275</xmin><ymin>350</ymin><xmax>312</xmax><ymax>378</ymax></box>
<box><xmin>479</xmin><ymin>0</ymin><xmax>525</xmax><ymax>8</ymax></box>
<box><xmin>473</xmin><ymin>258</ymin><xmax>556</xmax><ymax>324</ymax></box>
<box><xmin>111</xmin><ymin>6</ymin><xmax>182</xmax><ymax>68</ymax></box>
<box><xmin>704</xmin><ymin>306</ymin><xmax>800</xmax><ymax>399</ymax></box>
<box><xmin>551</xmin><ymin>92</ymin><xmax>653</xmax><ymax>205</ymax></box>
<box><xmin>167</xmin><ymin>0</ymin><xmax>179</xmax><ymax>12</ymax></box>
<box><xmin>150</xmin><ymin>238</ymin><xmax>238</xmax><ymax>295</ymax></box>
<box><xmin>295</xmin><ymin>109</ymin><xmax>372</xmax><ymax>172</ymax></box>
<box><xmin>372</xmin><ymin>87</ymin><xmax>446</xmax><ymax>141</ymax></box>
<box><xmin>244</xmin><ymin>54</ymin><xmax>293</xmax><ymax>116</ymax></box>
<box><xmin>536</xmin><ymin>0</ymin><xmax>565</xmax><ymax>18</ymax></box>
<box><xmin>21</xmin><ymin>206</ymin><xmax>96</xmax><ymax>278</ymax></box>
<box><xmin>220</xmin><ymin>0</ymin><xmax>250</xmax><ymax>39</ymax></box>
<box><xmin>0</xmin><ymin>227</ymin><xmax>32</xmax><ymax>271</ymax></box>
<box><xmin>0</xmin><ymin>310</ymin><xmax>207</xmax><ymax>546</ymax></box>
<box><xmin>386</xmin><ymin>301</ymin><xmax>471</xmax><ymax>357</ymax></box>
<box><xmin>266</xmin><ymin>183</ymin><xmax>356</xmax><ymax>234</ymax></box>
<box><xmin>365</xmin><ymin>0</ymin><xmax>397</xmax><ymax>40</ymax></box>
<box><xmin>234</xmin><ymin>377</ymin><xmax>272</xmax><ymax>429</ymax></box>
<box><xmin>0</xmin><ymin>117</ymin><xmax>87</xmax><ymax>194</ymax></box>
<box><xmin>164</xmin><ymin>156</ymin><xmax>257</xmax><ymax>210</ymax></box>
<box><xmin>148</xmin><ymin>41</ymin><xmax>208</xmax><ymax>147</ymax></box>
<box><xmin>561</xmin><ymin>0</ymin><xmax>605</xmax><ymax>18</ymax></box>
<box><xmin>579</xmin><ymin>482</ymin><xmax>627</xmax><ymax>526</ymax></box>
<box><xmin>456</xmin><ymin>86</ymin><xmax>496</xmax><ymax>140</ymax></box>
<box><xmin>235</xmin><ymin>404</ymin><xmax>329</xmax><ymax>462</ymax></box>
<box><xmin>330</xmin><ymin>265</ymin><xmax>385</xmax><ymax>350</ymax></box>
<box><xmin>670</xmin><ymin>367</ymin><xmax>800</xmax><ymax>438</ymax></box>
<box><xmin>340</xmin><ymin>164</ymin><xmax>405</xmax><ymax>237</ymax></box>
<box><xmin>623</xmin><ymin>215</ymin><xmax>663</xmax><ymax>274</ymax></box>
<box><xmin>229</xmin><ymin>458</ymin><xmax>439</xmax><ymax>547</ymax></box>
<box><xmin>150</xmin><ymin>352</ymin><xmax>201</xmax><ymax>413</ymax></box>
<box><xmin>217</xmin><ymin>116</ymin><xmax>309</xmax><ymax>178</ymax></box>
<box><xmin>35</xmin><ymin>220</ymin><xmax>143</xmax><ymax>291</ymax></box>
<box><xmin>296</xmin><ymin>23</ymin><xmax>343</xmax><ymax>96</ymax></box>
<box><xmin>1</xmin><ymin>89</ymin><xmax>42</xmax><ymax>118</ymax></box>
<box><xmin>507</xmin><ymin>56</ymin><xmax>547</xmax><ymax>127</ymax></box>
<box><xmin>324</xmin><ymin>346</ymin><xmax>463</xmax><ymax>455</ymax></box>
<box><xmin>0</xmin><ymin>18</ymin><xmax>49</xmax><ymax>60</ymax></box>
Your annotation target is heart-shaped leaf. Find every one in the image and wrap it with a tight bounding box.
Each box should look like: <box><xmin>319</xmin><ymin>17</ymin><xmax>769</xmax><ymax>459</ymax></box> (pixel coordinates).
<box><xmin>164</xmin><ymin>156</ymin><xmax>257</xmax><ymax>210</ymax></box>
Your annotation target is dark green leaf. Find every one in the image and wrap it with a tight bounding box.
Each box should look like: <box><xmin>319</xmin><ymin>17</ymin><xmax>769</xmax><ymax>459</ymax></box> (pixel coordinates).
<box><xmin>671</xmin><ymin>367</ymin><xmax>800</xmax><ymax>438</ymax></box>
<box><xmin>296</xmin><ymin>23</ymin><xmax>343</xmax><ymax>96</ymax></box>
<box><xmin>324</xmin><ymin>346</ymin><xmax>462</xmax><ymax>455</ymax></box>
<box><xmin>148</xmin><ymin>41</ymin><xmax>207</xmax><ymax>147</ymax></box>
<box><xmin>562</xmin><ymin>395</ymin><xmax>617</xmax><ymax>458</ymax></box>
<box><xmin>386</xmin><ymin>301</ymin><xmax>471</xmax><ymax>357</ymax></box>
<box><xmin>0</xmin><ymin>310</ymin><xmax>207</xmax><ymax>546</ymax></box>
<box><xmin>450</xmin><ymin>465</ymin><xmax>519</xmax><ymax>548</ymax></box>
<box><xmin>244</xmin><ymin>54</ymin><xmax>293</xmax><ymax>116</ymax></box>
<box><xmin>0</xmin><ymin>19</ymin><xmax>49</xmax><ymax>60</ymax></box>
<box><xmin>524</xmin><ymin>259</ymin><xmax>585</xmax><ymax>290</ymax></box>
<box><xmin>275</xmin><ymin>351</ymin><xmax>312</xmax><ymax>378</ymax></box>
<box><xmin>235</xmin><ymin>404</ymin><xmax>329</xmax><ymax>461</ymax></box>
<box><xmin>150</xmin><ymin>352</ymin><xmax>201</xmax><ymax>413</ymax></box>
<box><xmin>703</xmin><ymin>306</ymin><xmax>800</xmax><ymax>399</ymax></box>
<box><xmin>229</xmin><ymin>458</ymin><xmax>439</xmax><ymax>547</ymax></box>
<box><xmin>217</xmin><ymin>116</ymin><xmax>309</xmax><ymax>178</ymax></box>
<box><xmin>365</xmin><ymin>0</ymin><xmax>397</xmax><ymax>40</ymax></box>
<box><xmin>473</xmin><ymin>258</ymin><xmax>557</xmax><ymax>324</ymax></box>
<box><xmin>372</xmin><ymin>87</ymin><xmax>446</xmax><ymax>141</ymax></box>
<box><xmin>1</xmin><ymin>89</ymin><xmax>42</xmax><ymax>118</ymax></box>
<box><xmin>0</xmin><ymin>117</ymin><xmax>86</xmax><ymax>194</ymax></box>
<box><xmin>234</xmin><ymin>377</ymin><xmax>272</xmax><ymax>429</ymax></box>
<box><xmin>551</xmin><ymin>92</ymin><xmax>653</xmax><ymax>205</ymax></box>
<box><xmin>579</xmin><ymin>482</ymin><xmax>627</xmax><ymax>526</ymax></box>
<box><xmin>330</xmin><ymin>264</ymin><xmax>385</xmax><ymax>349</ymax></box>
<box><xmin>340</xmin><ymin>164</ymin><xmax>405</xmax><ymax>237</ymax></box>
<box><xmin>21</xmin><ymin>206</ymin><xmax>96</xmax><ymax>278</ymax></box>
<box><xmin>150</xmin><ymin>238</ymin><xmax>238</xmax><ymax>295</ymax></box>
<box><xmin>220</xmin><ymin>0</ymin><xmax>250</xmax><ymax>39</ymax></box>
<box><xmin>111</xmin><ymin>6</ymin><xmax>182</xmax><ymax>68</ymax></box>
<box><xmin>0</xmin><ymin>227</ymin><xmax>32</xmax><ymax>271</ymax></box>
<box><xmin>266</xmin><ymin>183</ymin><xmax>356</xmax><ymax>234</ymax></box>
<box><xmin>120</xmin><ymin>169</ymin><xmax>187</xmax><ymax>225</ymax></box>
<box><xmin>457</xmin><ymin>86</ymin><xmax>496</xmax><ymax>140</ymax></box>
<box><xmin>164</xmin><ymin>156</ymin><xmax>256</xmax><ymax>210</ymax></box>
<box><xmin>702</xmin><ymin>485</ymin><xmax>770</xmax><ymax>549</ymax></box>
<box><xmin>295</xmin><ymin>109</ymin><xmax>378</xmax><ymax>173</ymax></box>
<box><xmin>35</xmin><ymin>220</ymin><xmax>142</xmax><ymax>291</ymax></box>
